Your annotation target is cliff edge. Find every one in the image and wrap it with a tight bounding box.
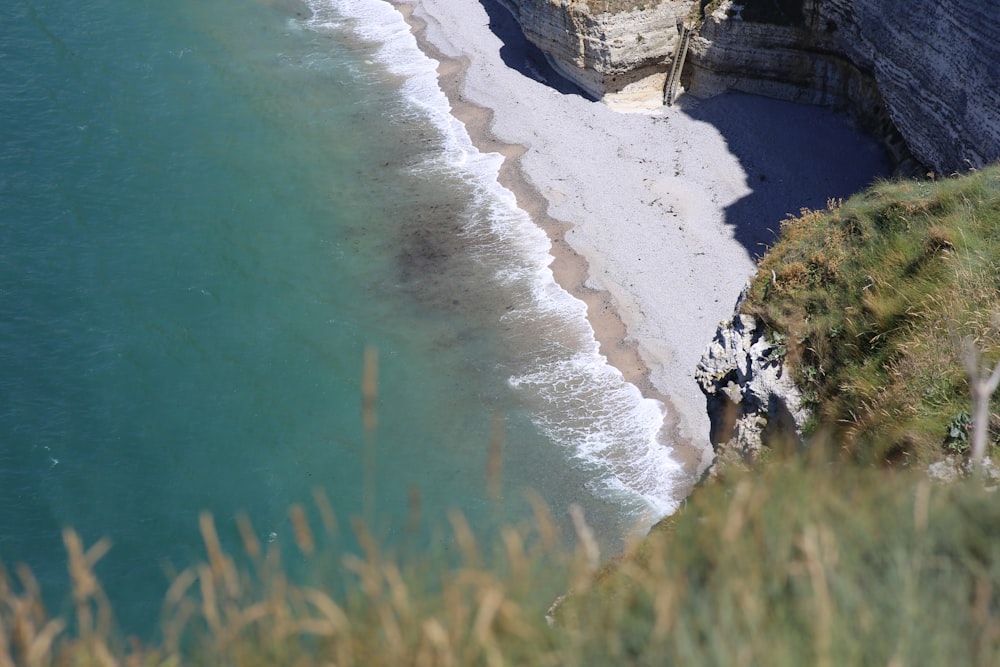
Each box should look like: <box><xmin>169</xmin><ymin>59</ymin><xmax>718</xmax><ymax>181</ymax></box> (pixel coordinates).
<box><xmin>503</xmin><ymin>0</ymin><xmax>1000</xmax><ymax>174</ymax></box>
<box><xmin>700</xmin><ymin>165</ymin><xmax>1000</xmax><ymax>467</ymax></box>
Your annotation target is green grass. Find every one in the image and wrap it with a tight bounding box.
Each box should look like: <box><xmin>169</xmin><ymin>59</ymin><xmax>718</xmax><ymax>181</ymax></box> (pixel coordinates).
<box><xmin>583</xmin><ymin>459</ymin><xmax>1000</xmax><ymax>666</ymax></box>
<box><xmin>742</xmin><ymin>165</ymin><xmax>1000</xmax><ymax>464</ymax></box>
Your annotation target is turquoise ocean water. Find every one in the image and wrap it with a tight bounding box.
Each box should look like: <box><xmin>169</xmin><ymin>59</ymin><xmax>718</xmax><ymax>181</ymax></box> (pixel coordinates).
<box><xmin>1</xmin><ymin>0</ymin><xmax>685</xmax><ymax>634</ymax></box>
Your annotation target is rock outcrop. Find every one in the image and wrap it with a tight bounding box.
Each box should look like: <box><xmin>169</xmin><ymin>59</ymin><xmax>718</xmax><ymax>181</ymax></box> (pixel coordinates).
<box><xmin>497</xmin><ymin>0</ymin><xmax>695</xmax><ymax>106</ymax></box>
<box><xmin>688</xmin><ymin>0</ymin><xmax>1000</xmax><ymax>174</ymax></box>
<box><xmin>503</xmin><ymin>0</ymin><xmax>1000</xmax><ymax>173</ymax></box>
<box><xmin>695</xmin><ymin>308</ymin><xmax>809</xmax><ymax>466</ymax></box>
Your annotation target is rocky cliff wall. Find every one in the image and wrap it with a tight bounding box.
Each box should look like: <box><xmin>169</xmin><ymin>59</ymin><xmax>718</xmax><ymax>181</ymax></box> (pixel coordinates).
<box><xmin>844</xmin><ymin>0</ymin><xmax>1000</xmax><ymax>174</ymax></box>
<box><xmin>506</xmin><ymin>0</ymin><xmax>1000</xmax><ymax>173</ymax></box>
<box><xmin>687</xmin><ymin>2</ymin><xmax>914</xmax><ymax>167</ymax></box>
<box><xmin>690</xmin><ymin>0</ymin><xmax>1000</xmax><ymax>174</ymax></box>
<box><xmin>497</xmin><ymin>0</ymin><xmax>695</xmax><ymax>106</ymax></box>
<box><xmin>695</xmin><ymin>306</ymin><xmax>809</xmax><ymax>467</ymax></box>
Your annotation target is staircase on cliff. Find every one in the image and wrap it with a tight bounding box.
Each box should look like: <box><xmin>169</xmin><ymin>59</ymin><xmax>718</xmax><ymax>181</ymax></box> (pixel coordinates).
<box><xmin>664</xmin><ymin>23</ymin><xmax>695</xmax><ymax>106</ymax></box>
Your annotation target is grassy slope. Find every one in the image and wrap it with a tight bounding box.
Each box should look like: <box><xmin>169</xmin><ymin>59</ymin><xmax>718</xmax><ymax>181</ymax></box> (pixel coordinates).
<box><xmin>742</xmin><ymin>165</ymin><xmax>1000</xmax><ymax>464</ymax></box>
<box><xmin>585</xmin><ymin>462</ymin><xmax>1000</xmax><ymax>666</ymax></box>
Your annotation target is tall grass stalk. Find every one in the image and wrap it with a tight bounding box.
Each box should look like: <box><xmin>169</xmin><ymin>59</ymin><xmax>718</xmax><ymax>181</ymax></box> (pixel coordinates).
<box><xmin>361</xmin><ymin>345</ymin><xmax>379</xmax><ymax>526</ymax></box>
<box><xmin>3</xmin><ymin>461</ymin><xmax>1000</xmax><ymax>665</ymax></box>
<box><xmin>962</xmin><ymin>336</ymin><xmax>1000</xmax><ymax>474</ymax></box>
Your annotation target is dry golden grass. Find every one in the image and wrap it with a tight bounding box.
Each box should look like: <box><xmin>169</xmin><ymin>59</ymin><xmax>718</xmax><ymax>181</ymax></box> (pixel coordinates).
<box><xmin>5</xmin><ymin>461</ymin><xmax>1000</xmax><ymax>666</ymax></box>
<box><xmin>744</xmin><ymin>164</ymin><xmax>1000</xmax><ymax>463</ymax></box>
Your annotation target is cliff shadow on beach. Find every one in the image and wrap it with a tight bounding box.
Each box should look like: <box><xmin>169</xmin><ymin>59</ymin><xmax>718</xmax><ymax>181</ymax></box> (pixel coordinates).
<box><xmin>478</xmin><ymin>0</ymin><xmax>596</xmax><ymax>100</ymax></box>
<box><xmin>681</xmin><ymin>92</ymin><xmax>893</xmax><ymax>258</ymax></box>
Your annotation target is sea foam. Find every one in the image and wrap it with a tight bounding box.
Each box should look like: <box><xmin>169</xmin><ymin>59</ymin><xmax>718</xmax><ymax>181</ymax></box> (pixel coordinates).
<box><xmin>304</xmin><ymin>0</ymin><xmax>685</xmax><ymax>519</ymax></box>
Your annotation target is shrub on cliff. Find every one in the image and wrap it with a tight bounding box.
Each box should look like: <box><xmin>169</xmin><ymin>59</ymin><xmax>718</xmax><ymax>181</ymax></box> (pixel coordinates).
<box><xmin>742</xmin><ymin>164</ymin><xmax>1000</xmax><ymax>464</ymax></box>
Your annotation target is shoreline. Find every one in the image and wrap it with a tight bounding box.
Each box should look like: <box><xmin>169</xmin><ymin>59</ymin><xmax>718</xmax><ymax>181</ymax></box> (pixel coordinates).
<box><xmin>393</xmin><ymin>0</ymin><xmax>709</xmax><ymax>485</ymax></box>
<box><xmin>393</xmin><ymin>6</ymin><xmax>666</xmax><ymax>404</ymax></box>
<box><xmin>387</xmin><ymin>0</ymin><xmax>894</xmax><ymax>506</ymax></box>
<box><xmin>390</xmin><ymin>0</ymin><xmax>735</xmax><ymax>496</ymax></box>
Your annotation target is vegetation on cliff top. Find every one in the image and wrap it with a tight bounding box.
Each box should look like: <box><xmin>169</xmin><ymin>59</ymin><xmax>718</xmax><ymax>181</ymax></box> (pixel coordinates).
<box><xmin>742</xmin><ymin>164</ymin><xmax>1000</xmax><ymax>465</ymax></box>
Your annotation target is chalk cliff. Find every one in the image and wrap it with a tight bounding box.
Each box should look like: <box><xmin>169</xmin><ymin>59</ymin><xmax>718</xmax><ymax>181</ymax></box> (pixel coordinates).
<box><xmin>504</xmin><ymin>0</ymin><xmax>1000</xmax><ymax>174</ymax></box>
<box><xmin>496</xmin><ymin>0</ymin><xmax>695</xmax><ymax>106</ymax></box>
<box><xmin>695</xmin><ymin>305</ymin><xmax>808</xmax><ymax>467</ymax></box>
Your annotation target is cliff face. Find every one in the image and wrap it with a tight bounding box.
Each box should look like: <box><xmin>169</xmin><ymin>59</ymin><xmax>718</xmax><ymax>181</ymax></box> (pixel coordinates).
<box><xmin>505</xmin><ymin>0</ymin><xmax>1000</xmax><ymax>173</ymax></box>
<box><xmin>695</xmin><ymin>309</ymin><xmax>808</xmax><ymax>467</ymax></box>
<box><xmin>687</xmin><ymin>2</ymin><xmax>912</xmax><ymax>166</ymax></box>
<box><xmin>497</xmin><ymin>0</ymin><xmax>695</xmax><ymax>106</ymax></box>
<box><xmin>690</xmin><ymin>0</ymin><xmax>1000</xmax><ymax>174</ymax></box>
<box><xmin>843</xmin><ymin>0</ymin><xmax>1000</xmax><ymax>174</ymax></box>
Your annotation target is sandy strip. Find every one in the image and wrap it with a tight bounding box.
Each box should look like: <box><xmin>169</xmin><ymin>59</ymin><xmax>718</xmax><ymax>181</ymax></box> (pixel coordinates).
<box><xmin>389</xmin><ymin>0</ymin><xmax>890</xmax><ymax>490</ymax></box>
<box><xmin>391</xmin><ymin>0</ymin><xmax>755</xmax><ymax>483</ymax></box>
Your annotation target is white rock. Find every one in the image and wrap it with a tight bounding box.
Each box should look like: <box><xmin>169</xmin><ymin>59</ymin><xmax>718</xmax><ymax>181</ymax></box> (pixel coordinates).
<box><xmin>695</xmin><ymin>305</ymin><xmax>809</xmax><ymax>466</ymax></box>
